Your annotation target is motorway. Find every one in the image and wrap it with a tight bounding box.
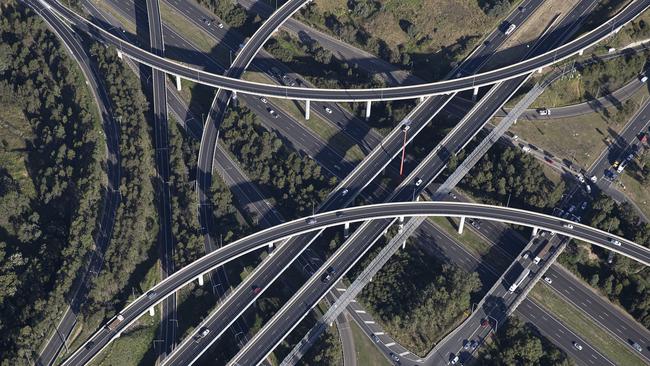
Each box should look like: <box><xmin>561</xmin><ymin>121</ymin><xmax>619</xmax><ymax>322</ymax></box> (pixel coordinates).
<box><xmin>59</xmin><ymin>200</ymin><xmax>650</xmax><ymax>365</ymax></box>
<box><xmin>144</xmin><ymin>0</ymin><xmax>177</xmax><ymax>360</ymax></box>
<box><xmin>27</xmin><ymin>1</ymin><xmax>122</xmax><ymax>365</ymax></box>
<box><xmin>41</xmin><ymin>0</ymin><xmax>650</xmax><ymax>100</ymax></box>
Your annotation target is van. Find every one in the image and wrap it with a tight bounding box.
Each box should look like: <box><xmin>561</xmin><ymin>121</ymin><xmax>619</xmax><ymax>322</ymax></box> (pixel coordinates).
<box><xmin>505</xmin><ymin>23</ymin><xmax>517</xmax><ymax>35</ymax></box>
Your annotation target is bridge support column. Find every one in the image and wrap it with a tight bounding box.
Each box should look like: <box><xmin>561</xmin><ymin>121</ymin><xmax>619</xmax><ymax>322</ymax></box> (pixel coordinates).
<box><xmin>365</xmin><ymin>101</ymin><xmax>371</xmax><ymax>120</ymax></box>
<box><xmin>117</xmin><ymin>50</ymin><xmax>123</xmax><ymax>60</ymax></box>
<box><xmin>537</xmin><ymin>67</ymin><xmax>543</xmax><ymax>74</ymax></box>
<box><xmin>473</xmin><ymin>86</ymin><xmax>479</xmax><ymax>101</ymax></box>
<box><xmin>420</xmin><ymin>96</ymin><xmax>425</xmax><ymax>103</ymax></box>
<box><xmin>458</xmin><ymin>216</ymin><xmax>465</xmax><ymax>234</ymax></box>
<box><xmin>615</xmin><ymin>26</ymin><xmax>622</xmax><ymax>33</ymax></box>
<box><xmin>197</xmin><ymin>274</ymin><xmax>204</xmax><ymax>286</ymax></box>
<box><xmin>305</xmin><ymin>100</ymin><xmax>310</xmax><ymax>120</ymax></box>
<box><xmin>398</xmin><ymin>216</ymin><xmax>404</xmax><ymax>233</ymax></box>
<box><xmin>268</xmin><ymin>242</ymin><xmax>275</xmax><ymax>255</ymax></box>
<box><xmin>344</xmin><ymin>222</ymin><xmax>350</xmax><ymax>239</ymax></box>
<box><xmin>532</xmin><ymin>227</ymin><xmax>539</xmax><ymax>237</ymax></box>
<box><xmin>578</xmin><ymin>49</ymin><xmax>584</xmax><ymax>56</ymax></box>
<box><xmin>176</xmin><ymin>75</ymin><xmax>182</xmax><ymax>91</ymax></box>
<box><xmin>149</xmin><ymin>307</ymin><xmax>155</xmax><ymax>316</ymax></box>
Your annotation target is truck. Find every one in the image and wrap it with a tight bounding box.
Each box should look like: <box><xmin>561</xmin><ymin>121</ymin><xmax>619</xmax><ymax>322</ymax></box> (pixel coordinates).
<box><xmin>533</xmin><ymin>240</ymin><xmax>554</xmax><ymax>265</ymax></box>
<box><xmin>106</xmin><ymin>314</ymin><xmax>124</xmax><ymax>331</ymax></box>
<box><xmin>508</xmin><ymin>268</ymin><xmax>531</xmax><ymax>292</ymax></box>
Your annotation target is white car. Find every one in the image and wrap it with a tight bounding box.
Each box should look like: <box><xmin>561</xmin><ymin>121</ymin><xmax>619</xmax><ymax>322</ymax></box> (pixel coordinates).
<box><xmin>505</xmin><ymin>23</ymin><xmax>517</xmax><ymax>35</ymax></box>
<box><xmin>341</xmin><ymin>189</ymin><xmax>349</xmax><ymax>196</ymax></box>
<box><xmin>324</xmin><ymin>106</ymin><xmax>333</xmax><ymax>114</ymax></box>
<box><xmin>259</xmin><ymin>97</ymin><xmax>268</xmax><ymax>104</ymax></box>
<box><xmin>522</xmin><ymin>146</ymin><xmax>531</xmax><ymax>153</ymax></box>
<box><xmin>573</xmin><ymin>342</ymin><xmax>583</xmax><ymax>351</ymax></box>
<box><xmin>544</xmin><ymin>276</ymin><xmax>553</xmax><ymax>284</ymax></box>
<box><xmin>563</xmin><ymin>223</ymin><xmax>574</xmax><ymax>229</ymax></box>
<box><xmin>415</xmin><ymin>178</ymin><xmax>423</xmax><ymax>186</ymax></box>
<box><xmin>590</xmin><ymin>175</ymin><xmax>598</xmax><ymax>183</ymax></box>
<box><xmin>218</xmin><ymin>22</ymin><xmax>224</xmax><ymax>29</ymax></box>
<box><xmin>577</xmin><ymin>174</ymin><xmax>585</xmax><ymax>183</ymax></box>
<box><xmin>610</xmin><ymin>238</ymin><xmax>622</xmax><ymax>246</ymax></box>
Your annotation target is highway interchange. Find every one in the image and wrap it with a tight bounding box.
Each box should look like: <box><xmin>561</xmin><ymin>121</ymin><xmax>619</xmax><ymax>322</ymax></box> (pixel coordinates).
<box><xmin>26</xmin><ymin>0</ymin><xmax>650</xmax><ymax>365</ymax></box>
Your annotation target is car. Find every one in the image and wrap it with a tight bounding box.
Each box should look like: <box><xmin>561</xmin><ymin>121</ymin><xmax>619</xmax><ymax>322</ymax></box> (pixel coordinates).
<box><xmin>200</xmin><ymin>327</ymin><xmax>210</xmax><ymax>337</ymax></box>
<box><xmin>307</xmin><ymin>217</ymin><xmax>317</xmax><ymax>225</ymax></box>
<box><xmin>401</xmin><ymin>123</ymin><xmax>411</xmax><ymax>132</ymax></box>
<box><xmin>585</xmin><ymin>184</ymin><xmax>592</xmax><ymax>194</ymax></box>
<box><xmin>327</xmin><ymin>266</ymin><xmax>336</xmax><ymax>275</ymax></box>
<box><xmin>259</xmin><ymin>96</ymin><xmax>268</xmax><ymax>104</ymax></box>
<box><xmin>512</xmin><ymin>134</ymin><xmax>519</xmax><ymax>140</ymax></box>
<box><xmin>632</xmin><ymin>342</ymin><xmax>643</xmax><ymax>352</ymax></box>
<box><xmin>590</xmin><ymin>175</ymin><xmax>598</xmax><ymax>183</ymax></box>
<box><xmin>390</xmin><ymin>353</ymin><xmax>400</xmax><ymax>362</ymax></box>
<box><xmin>581</xmin><ymin>202</ymin><xmax>588</xmax><ymax>210</ymax></box>
<box><xmin>147</xmin><ymin>291</ymin><xmax>157</xmax><ymax>300</ymax></box>
<box><xmin>544</xmin><ymin>276</ymin><xmax>553</xmax><ymax>284</ymax></box>
<box><xmin>341</xmin><ymin>188</ymin><xmax>349</xmax><ymax>196</ymax></box>
<box><xmin>518</xmin><ymin>5</ymin><xmax>526</xmax><ymax>11</ymax></box>
<box><xmin>470</xmin><ymin>340</ymin><xmax>479</xmax><ymax>350</ymax></box>
<box><xmin>505</xmin><ymin>23</ymin><xmax>517</xmax><ymax>35</ymax></box>
<box><xmin>573</xmin><ymin>342</ymin><xmax>583</xmax><ymax>350</ymax></box>
<box><xmin>371</xmin><ymin>333</ymin><xmax>380</xmax><ymax>343</ymax></box>
<box><xmin>449</xmin><ymin>192</ymin><xmax>457</xmax><ymax>199</ymax></box>
<box><xmin>627</xmin><ymin>153</ymin><xmax>635</xmax><ymax>161</ymax></box>
<box><xmin>251</xmin><ymin>285</ymin><xmax>262</xmax><ymax>294</ymax></box>
<box><xmin>267</xmin><ymin>108</ymin><xmax>278</xmax><ymax>117</ymax></box>
<box><xmin>290</xmin><ymin>80</ymin><xmax>297</xmax><ymax>86</ymax></box>
<box><xmin>577</xmin><ymin>174</ymin><xmax>585</xmax><ymax>183</ymax></box>
<box><xmin>321</xmin><ymin>273</ymin><xmax>332</xmax><ymax>282</ymax></box>
<box><xmin>640</xmin><ymin>75</ymin><xmax>648</xmax><ymax>83</ymax></box>
<box><xmin>563</xmin><ymin>223</ymin><xmax>574</xmax><ymax>229</ymax></box>
<box><xmin>610</xmin><ymin>238</ymin><xmax>622</xmax><ymax>246</ymax></box>
<box><xmin>463</xmin><ymin>339</ymin><xmax>471</xmax><ymax>349</ymax></box>
<box><xmin>450</xmin><ymin>354</ymin><xmax>460</xmax><ymax>364</ymax></box>
<box><xmin>538</xmin><ymin>108</ymin><xmax>551</xmax><ymax>116</ymax></box>
<box><xmin>85</xmin><ymin>341</ymin><xmax>95</xmax><ymax>350</ymax></box>
<box><xmin>522</xmin><ymin>251</ymin><xmax>530</xmax><ymax>259</ymax></box>
<box><xmin>415</xmin><ymin>178</ymin><xmax>423</xmax><ymax>186</ymax></box>
<box><xmin>522</xmin><ymin>146</ymin><xmax>531</xmax><ymax>153</ymax></box>
<box><xmin>613</xmin><ymin>160</ymin><xmax>620</xmax><ymax>168</ymax></box>
<box><xmin>217</xmin><ymin>22</ymin><xmax>224</xmax><ymax>29</ymax></box>
<box><xmin>480</xmin><ymin>318</ymin><xmax>489</xmax><ymax>327</ymax></box>
<box><xmin>568</xmin><ymin>205</ymin><xmax>576</xmax><ymax>213</ymax></box>
<box><xmin>324</xmin><ymin>106</ymin><xmax>333</xmax><ymax>114</ymax></box>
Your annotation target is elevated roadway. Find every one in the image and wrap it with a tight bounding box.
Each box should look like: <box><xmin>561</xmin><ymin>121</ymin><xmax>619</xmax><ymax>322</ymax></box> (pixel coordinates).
<box><xmin>61</xmin><ymin>201</ymin><xmax>650</xmax><ymax>365</ymax></box>
<box><xmin>41</xmin><ymin>0</ymin><xmax>650</xmax><ymax>101</ymax></box>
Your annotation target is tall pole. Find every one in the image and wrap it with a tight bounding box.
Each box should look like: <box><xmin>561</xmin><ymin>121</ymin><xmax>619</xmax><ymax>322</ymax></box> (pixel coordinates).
<box><xmin>399</xmin><ymin>129</ymin><xmax>407</xmax><ymax>176</ymax></box>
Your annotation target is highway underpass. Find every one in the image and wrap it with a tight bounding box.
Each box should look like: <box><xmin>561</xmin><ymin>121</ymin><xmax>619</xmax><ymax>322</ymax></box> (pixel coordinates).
<box><xmin>62</xmin><ymin>201</ymin><xmax>650</xmax><ymax>365</ymax></box>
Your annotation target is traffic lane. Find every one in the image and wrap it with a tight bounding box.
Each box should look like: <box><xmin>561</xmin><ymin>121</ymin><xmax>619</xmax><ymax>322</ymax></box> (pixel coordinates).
<box><xmin>517</xmin><ymin>298</ymin><xmax>616</xmax><ymax>366</ymax></box>
<box><xmin>45</xmin><ymin>0</ymin><xmax>650</xmax><ymax>100</ymax></box>
<box><xmin>545</xmin><ymin>266</ymin><xmax>650</xmax><ymax>360</ymax></box>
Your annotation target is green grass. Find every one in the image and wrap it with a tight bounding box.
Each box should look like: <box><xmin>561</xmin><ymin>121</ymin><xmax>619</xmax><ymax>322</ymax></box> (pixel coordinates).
<box><xmin>89</xmin><ymin>0</ymin><xmax>137</xmax><ymax>34</ymax></box>
<box><xmin>428</xmin><ymin>217</ymin><xmax>512</xmax><ymax>271</ymax></box>
<box><xmin>349</xmin><ymin>319</ymin><xmax>391</xmax><ymax>366</ymax></box>
<box><xmin>159</xmin><ymin>1</ymin><xmax>231</xmax><ymax>67</ymax></box>
<box><xmin>620</xmin><ymin>172</ymin><xmax>650</xmax><ymax>219</ymax></box>
<box><xmin>530</xmin><ymin>283</ymin><xmax>647</xmax><ymax>366</ymax></box>
<box><xmin>243</xmin><ymin>71</ymin><xmax>366</xmax><ymax>163</ymax></box>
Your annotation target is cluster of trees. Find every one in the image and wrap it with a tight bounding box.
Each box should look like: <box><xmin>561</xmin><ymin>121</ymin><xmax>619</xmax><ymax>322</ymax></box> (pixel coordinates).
<box><xmin>221</xmin><ymin>104</ymin><xmax>336</xmax><ymax>219</ymax></box>
<box><xmin>459</xmin><ymin>146</ymin><xmax>566</xmax><ymax>210</ymax></box>
<box><xmin>0</xmin><ymin>4</ymin><xmax>104</xmax><ymax>363</ymax></box>
<box><xmin>168</xmin><ymin>120</ymin><xmax>204</xmax><ymax>268</ymax></box>
<box><xmin>560</xmin><ymin>194</ymin><xmax>650</xmax><ymax>328</ymax></box>
<box><xmin>629</xmin><ymin>149</ymin><xmax>650</xmax><ymax>184</ymax></box>
<box><xmin>358</xmin><ymin>239</ymin><xmax>481</xmax><ymax>354</ymax></box>
<box><xmin>479</xmin><ymin>317</ymin><xmax>574</xmax><ymax>365</ymax></box>
<box><xmin>479</xmin><ymin>0</ymin><xmax>512</xmax><ymax>18</ymax></box>
<box><xmin>84</xmin><ymin>44</ymin><xmax>157</xmax><ymax>318</ymax></box>
<box><xmin>195</xmin><ymin>0</ymin><xmax>248</xmax><ymax>28</ymax></box>
<box><xmin>580</xmin><ymin>52</ymin><xmax>648</xmax><ymax>107</ymax></box>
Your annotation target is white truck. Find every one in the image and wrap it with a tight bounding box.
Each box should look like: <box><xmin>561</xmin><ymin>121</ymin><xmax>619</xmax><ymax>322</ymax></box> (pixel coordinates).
<box><xmin>509</xmin><ymin>268</ymin><xmax>531</xmax><ymax>292</ymax></box>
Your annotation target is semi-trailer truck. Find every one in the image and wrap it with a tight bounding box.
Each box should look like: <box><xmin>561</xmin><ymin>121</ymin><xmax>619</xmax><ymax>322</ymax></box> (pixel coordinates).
<box><xmin>508</xmin><ymin>268</ymin><xmax>531</xmax><ymax>292</ymax></box>
<box><xmin>106</xmin><ymin>314</ymin><xmax>124</xmax><ymax>331</ymax></box>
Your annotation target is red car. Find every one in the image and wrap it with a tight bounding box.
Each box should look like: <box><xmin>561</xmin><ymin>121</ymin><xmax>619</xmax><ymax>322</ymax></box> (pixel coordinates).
<box><xmin>251</xmin><ymin>285</ymin><xmax>262</xmax><ymax>294</ymax></box>
<box><xmin>480</xmin><ymin>318</ymin><xmax>489</xmax><ymax>327</ymax></box>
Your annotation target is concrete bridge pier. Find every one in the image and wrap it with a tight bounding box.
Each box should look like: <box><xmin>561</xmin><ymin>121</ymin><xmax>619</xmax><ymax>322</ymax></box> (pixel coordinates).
<box><xmin>458</xmin><ymin>216</ymin><xmax>465</xmax><ymax>234</ymax></box>
<box><xmin>305</xmin><ymin>100</ymin><xmax>310</xmax><ymax>120</ymax></box>
<box><xmin>268</xmin><ymin>242</ymin><xmax>275</xmax><ymax>255</ymax></box>
<box><xmin>398</xmin><ymin>216</ymin><xmax>404</xmax><ymax>233</ymax></box>
<box><xmin>472</xmin><ymin>86</ymin><xmax>479</xmax><ymax>101</ymax></box>
<box><xmin>365</xmin><ymin>101</ymin><xmax>372</xmax><ymax>120</ymax></box>
<box><xmin>197</xmin><ymin>274</ymin><xmax>204</xmax><ymax>286</ymax></box>
<box><xmin>117</xmin><ymin>50</ymin><xmax>123</xmax><ymax>60</ymax></box>
<box><xmin>149</xmin><ymin>307</ymin><xmax>155</xmax><ymax>316</ymax></box>
<box><xmin>344</xmin><ymin>222</ymin><xmax>350</xmax><ymax>239</ymax></box>
<box><xmin>176</xmin><ymin>75</ymin><xmax>182</xmax><ymax>91</ymax></box>
<box><xmin>532</xmin><ymin>227</ymin><xmax>539</xmax><ymax>237</ymax></box>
